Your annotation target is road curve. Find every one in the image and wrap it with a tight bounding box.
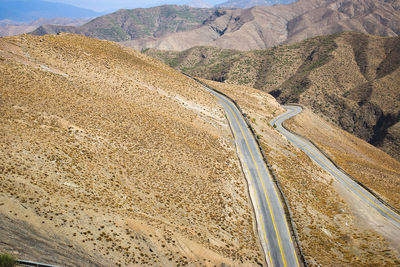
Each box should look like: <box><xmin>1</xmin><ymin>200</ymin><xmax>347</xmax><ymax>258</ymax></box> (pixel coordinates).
<box><xmin>200</xmin><ymin>84</ymin><xmax>300</xmax><ymax>267</ymax></box>
<box><xmin>270</xmin><ymin>105</ymin><xmax>400</xmax><ymax>228</ymax></box>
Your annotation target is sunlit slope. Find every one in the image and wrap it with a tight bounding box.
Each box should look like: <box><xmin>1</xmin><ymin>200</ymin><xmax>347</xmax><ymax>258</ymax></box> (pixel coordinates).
<box><xmin>0</xmin><ymin>34</ymin><xmax>264</xmax><ymax>266</ymax></box>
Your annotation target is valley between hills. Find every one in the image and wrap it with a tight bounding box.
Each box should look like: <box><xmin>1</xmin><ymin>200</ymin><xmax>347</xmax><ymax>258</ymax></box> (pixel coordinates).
<box><xmin>0</xmin><ymin>33</ymin><xmax>399</xmax><ymax>266</ymax></box>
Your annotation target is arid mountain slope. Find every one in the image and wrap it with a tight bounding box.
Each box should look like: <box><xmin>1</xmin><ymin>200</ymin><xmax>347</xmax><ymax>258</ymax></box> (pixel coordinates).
<box><xmin>0</xmin><ymin>34</ymin><xmax>264</xmax><ymax>266</ymax></box>
<box><xmin>31</xmin><ymin>5</ymin><xmax>217</xmax><ymax>42</ymax></box>
<box><xmin>146</xmin><ymin>32</ymin><xmax>400</xmax><ymax>160</ymax></box>
<box><xmin>31</xmin><ymin>0</ymin><xmax>400</xmax><ymax>51</ymax></box>
<box><xmin>126</xmin><ymin>0</ymin><xmax>400</xmax><ymax>51</ymax></box>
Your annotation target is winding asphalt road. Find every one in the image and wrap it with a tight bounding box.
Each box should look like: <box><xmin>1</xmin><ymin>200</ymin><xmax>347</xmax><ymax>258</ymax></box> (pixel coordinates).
<box><xmin>270</xmin><ymin>105</ymin><xmax>400</xmax><ymax>228</ymax></box>
<box><xmin>201</xmin><ymin>84</ymin><xmax>299</xmax><ymax>267</ymax></box>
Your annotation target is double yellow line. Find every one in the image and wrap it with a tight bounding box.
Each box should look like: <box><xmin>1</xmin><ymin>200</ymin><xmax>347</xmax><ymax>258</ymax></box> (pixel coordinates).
<box><xmin>220</xmin><ymin>96</ymin><xmax>299</xmax><ymax>267</ymax></box>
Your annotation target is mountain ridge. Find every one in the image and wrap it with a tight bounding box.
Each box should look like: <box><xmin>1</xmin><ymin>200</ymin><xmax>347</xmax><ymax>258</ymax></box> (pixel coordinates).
<box><xmin>31</xmin><ymin>5</ymin><xmax>217</xmax><ymax>42</ymax></box>
<box><xmin>31</xmin><ymin>0</ymin><xmax>400</xmax><ymax>51</ymax></box>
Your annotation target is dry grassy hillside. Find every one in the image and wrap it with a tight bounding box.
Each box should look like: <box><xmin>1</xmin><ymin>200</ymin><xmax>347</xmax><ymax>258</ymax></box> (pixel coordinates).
<box><xmin>0</xmin><ymin>33</ymin><xmax>265</xmax><ymax>266</ymax></box>
<box><xmin>201</xmin><ymin>79</ymin><xmax>400</xmax><ymax>266</ymax></box>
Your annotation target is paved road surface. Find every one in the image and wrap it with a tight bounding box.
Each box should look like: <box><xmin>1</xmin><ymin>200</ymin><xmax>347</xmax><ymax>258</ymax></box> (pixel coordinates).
<box><xmin>270</xmin><ymin>105</ymin><xmax>400</xmax><ymax>228</ymax></box>
<box><xmin>202</xmin><ymin>85</ymin><xmax>299</xmax><ymax>267</ymax></box>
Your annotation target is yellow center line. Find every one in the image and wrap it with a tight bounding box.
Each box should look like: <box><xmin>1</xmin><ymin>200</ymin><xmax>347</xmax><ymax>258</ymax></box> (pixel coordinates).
<box><xmin>275</xmin><ymin>113</ymin><xmax>400</xmax><ymax>225</ymax></box>
<box><xmin>240</xmin><ymin>148</ymin><xmax>275</xmax><ymax>267</ymax></box>
<box><xmin>220</xmin><ymin>97</ymin><xmax>290</xmax><ymax>267</ymax></box>
<box><xmin>230</xmin><ymin>109</ymin><xmax>274</xmax><ymax>267</ymax></box>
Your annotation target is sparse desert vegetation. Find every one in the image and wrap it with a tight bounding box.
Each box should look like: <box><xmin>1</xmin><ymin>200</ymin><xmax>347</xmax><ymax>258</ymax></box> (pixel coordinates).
<box><xmin>201</xmin><ymin>79</ymin><xmax>400</xmax><ymax>266</ymax></box>
<box><xmin>0</xmin><ymin>34</ymin><xmax>264</xmax><ymax>266</ymax></box>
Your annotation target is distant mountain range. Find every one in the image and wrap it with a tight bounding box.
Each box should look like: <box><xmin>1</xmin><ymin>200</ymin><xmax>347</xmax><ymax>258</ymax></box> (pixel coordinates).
<box><xmin>187</xmin><ymin>0</ymin><xmax>212</xmax><ymax>8</ymax></box>
<box><xmin>32</xmin><ymin>0</ymin><xmax>400</xmax><ymax>51</ymax></box>
<box><xmin>215</xmin><ymin>0</ymin><xmax>296</xmax><ymax>8</ymax></box>
<box><xmin>0</xmin><ymin>18</ymin><xmax>90</xmax><ymax>37</ymax></box>
<box><xmin>31</xmin><ymin>5</ymin><xmax>217</xmax><ymax>42</ymax></box>
<box><xmin>0</xmin><ymin>0</ymin><xmax>100</xmax><ymax>22</ymax></box>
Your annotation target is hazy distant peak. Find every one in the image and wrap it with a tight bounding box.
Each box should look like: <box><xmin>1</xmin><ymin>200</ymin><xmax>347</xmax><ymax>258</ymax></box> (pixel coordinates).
<box><xmin>215</xmin><ymin>0</ymin><xmax>297</xmax><ymax>8</ymax></box>
<box><xmin>187</xmin><ymin>0</ymin><xmax>213</xmax><ymax>8</ymax></box>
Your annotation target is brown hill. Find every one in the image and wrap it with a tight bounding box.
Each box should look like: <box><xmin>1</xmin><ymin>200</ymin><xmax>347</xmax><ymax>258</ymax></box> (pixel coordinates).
<box><xmin>0</xmin><ymin>33</ymin><xmax>264</xmax><ymax>266</ymax></box>
<box><xmin>145</xmin><ymin>32</ymin><xmax>400</xmax><ymax>160</ymax></box>
<box><xmin>31</xmin><ymin>0</ymin><xmax>400</xmax><ymax>51</ymax></box>
<box><xmin>31</xmin><ymin>5</ymin><xmax>217</xmax><ymax>42</ymax></box>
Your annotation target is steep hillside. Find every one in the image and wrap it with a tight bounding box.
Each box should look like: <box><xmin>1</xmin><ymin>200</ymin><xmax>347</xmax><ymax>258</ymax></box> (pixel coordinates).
<box><xmin>31</xmin><ymin>5</ymin><xmax>217</xmax><ymax>42</ymax></box>
<box><xmin>0</xmin><ymin>34</ymin><xmax>264</xmax><ymax>266</ymax></box>
<box><xmin>31</xmin><ymin>0</ymin><xmax>400</xmax><ymax>51</ymax></box>
<box><xmin>146</xmin><ymin>32</ymin><xmax>400</xmax><ymax>160</ymax></box>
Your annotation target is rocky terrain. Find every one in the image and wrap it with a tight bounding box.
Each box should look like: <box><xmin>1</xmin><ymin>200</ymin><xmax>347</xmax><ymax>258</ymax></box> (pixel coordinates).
<box><xmin>146</xmin><ymin>32</ymin><xmax>400</xmax><ymax>160</ymax></box>
<box><xmin>31</xmin><ymin>0</ymin><xmax>400</xmax><ymax>51</ymax></box>
<box><xmin>200</xmin><ymin>79</ymin><xmax>400</xmax><ymax>266</ymax></box>
<box><xmin>0</xmin><ymin>33</ymin><xmax>264</xmax><ymax>266</ymax></box>
<box><xmin>0</xmin><ymin>18</ymin><xmax>90</xmax><ymax>37</ymax></box>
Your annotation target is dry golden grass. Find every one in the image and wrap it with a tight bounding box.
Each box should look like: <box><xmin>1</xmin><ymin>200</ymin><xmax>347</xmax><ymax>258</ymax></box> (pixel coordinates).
<box><xmin>201</xmin><ymin>79</ymin><xmax>400</xmax><ymax>266</ymax></box>
<box><xmin>0</xmin><ymin>34</ymin><xmax>264</xmax><ymax>266</ymax></box>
